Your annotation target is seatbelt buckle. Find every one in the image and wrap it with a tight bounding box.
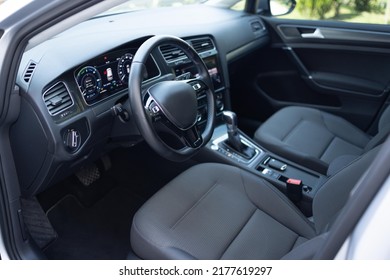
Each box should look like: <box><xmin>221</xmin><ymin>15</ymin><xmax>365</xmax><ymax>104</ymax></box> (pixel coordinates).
<box><xmin>286</xmin><ymin>178</ymin><xmax>303</xmax><ymax>202</ymax></box>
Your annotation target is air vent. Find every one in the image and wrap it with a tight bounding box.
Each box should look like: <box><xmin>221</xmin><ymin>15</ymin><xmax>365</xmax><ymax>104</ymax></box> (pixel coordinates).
<box><xmin>160</xmin><ymin>44</ymin><xmax>187</xmax><ymax>62</ymax></box>
<box><xmin>251</xmin><ymin>21</ymin><xmax>264</xmax><ymax>32</ymax></box>
<box><xmin>43</xmin><ymin>82</ymin><xmax>74</xmax><ymax>116</ymax></box>
<box><xmin>23</xmin><ymin>61</ymin><xmax>37</xmax><ymax>83</ymax></box>
<box><xmin>250</xmin><ymin>20</ymin><xmax>265</xmax><ymax>38</ymax></box>
<box><xmin>191</xmin><ymin>38</ymin><xmax>214</xmax><ymax>53</ymax></box>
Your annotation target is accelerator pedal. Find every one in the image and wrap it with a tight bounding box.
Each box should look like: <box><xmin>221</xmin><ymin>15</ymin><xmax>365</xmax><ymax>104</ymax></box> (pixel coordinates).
<box><xmin>75</xmin><ymin>163</ymin><xmax>101</xmax><ymax>187</ymax></box>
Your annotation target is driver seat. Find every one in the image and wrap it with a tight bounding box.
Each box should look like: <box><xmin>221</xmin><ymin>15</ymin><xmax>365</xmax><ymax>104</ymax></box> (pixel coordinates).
<box><xmin>130</xmin><ymin>144</ymin><xmax>380</xmax><ymax>259</ymax></box>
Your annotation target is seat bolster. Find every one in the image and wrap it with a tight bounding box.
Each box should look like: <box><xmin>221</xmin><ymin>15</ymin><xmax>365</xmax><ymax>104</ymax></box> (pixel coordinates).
<box><xmin>320</xmin><ymin>111</ymin><xmax>370</xmax><ymax>148</ymax></box>
<box><xmin>313</xmin><ymin>146</ymin><xmax>380</xmax><ymax>234</ymax></box>
<box><xmin>378</xmin><ymin>106</ymin><xmax>390</xmax><ymax>132</ymax></box>
<box><xmin>281</xmin><ymin>234</ymin><xmax>328</xmax><ymax>260</ymax></box>
<box><xmin>239</xmin><ymin>169</ymin><xmax>316</xmax><ymax>239</ymax></box>
<box><xmin>365</xmin><ymin>123</ymin><xmax>390</xmax><ymax>151</ymax></box>
<box><xmin>327</xmin><ymin>155</ymin><xmax>360</xmax><ymax>176</ymax></box>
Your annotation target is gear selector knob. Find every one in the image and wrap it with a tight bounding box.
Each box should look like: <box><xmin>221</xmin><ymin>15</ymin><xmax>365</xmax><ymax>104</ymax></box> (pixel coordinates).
<box><xmin>222</xmin><ymin>111</ymin><xmax>255</xmax><ymax>159</ymax></box>
<box><xmin>222</xmin><ymin>110</ymin><xmax>238</xmax><ymax>134</ymax></box>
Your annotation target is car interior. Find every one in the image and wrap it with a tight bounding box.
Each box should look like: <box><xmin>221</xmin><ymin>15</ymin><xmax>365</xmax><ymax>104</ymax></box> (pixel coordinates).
<box><xmin>2</xmin><ymin>0</ymin><xmax>390</xmax><ymax>259</ymax></box>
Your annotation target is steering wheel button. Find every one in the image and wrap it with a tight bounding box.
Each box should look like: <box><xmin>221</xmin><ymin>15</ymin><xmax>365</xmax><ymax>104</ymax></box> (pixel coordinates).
<box><xmin>151</xmin><ymin>105</ymin><xmax>160</xmax><ymax>114</ymax></box>
<box><xmin>192</xmin><ymin>83</ymin><xmax>201</xmax><ymax>91</ymax></box>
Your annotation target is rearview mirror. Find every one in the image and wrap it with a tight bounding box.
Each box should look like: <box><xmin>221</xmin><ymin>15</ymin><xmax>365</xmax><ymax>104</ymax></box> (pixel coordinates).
<box><xmin>270</xmin><ymin>0</ymin><xmax>296</xmax><ymax>16</ymax></box>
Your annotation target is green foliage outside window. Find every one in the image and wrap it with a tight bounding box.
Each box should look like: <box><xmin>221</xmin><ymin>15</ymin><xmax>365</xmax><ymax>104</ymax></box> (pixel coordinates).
<box><xmin>285</xmin><ymin>0</ymin><xmax>390</xmax><ymax>24</ymax></box>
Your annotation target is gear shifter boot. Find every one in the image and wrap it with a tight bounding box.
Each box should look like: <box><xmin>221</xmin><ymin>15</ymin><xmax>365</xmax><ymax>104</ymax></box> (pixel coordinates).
<box><xmin>224</xmin><ymin>132</ymin><xmax>256</xmax><ymax>159</ymax></box>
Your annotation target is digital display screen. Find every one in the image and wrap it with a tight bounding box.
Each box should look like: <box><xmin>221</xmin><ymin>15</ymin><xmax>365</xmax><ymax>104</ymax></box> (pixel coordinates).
<box><xmin>75</xmin><ymin>49</ymin><xmax>160</xmax><ymax>105</ymax></box>
<box><xmin>174</xmin><ymin>55</ymin><xmax>223</xmax><ymax>90</ymax></box>
<box><xmin>98</xmin><ymin>56</ymin><xmax>123</xmax><ymax>95</ymax></box>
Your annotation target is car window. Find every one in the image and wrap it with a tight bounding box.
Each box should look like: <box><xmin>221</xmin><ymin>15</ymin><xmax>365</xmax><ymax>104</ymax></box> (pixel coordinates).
<box><xmin>98</xmin><ymin>0</ymin><xmax>245</xmax><ymax>17</ymax></box>
<box><xmin>278</xmin><ymin>0</ymin><xmax>390</xmax><ymax>25</ymax></box>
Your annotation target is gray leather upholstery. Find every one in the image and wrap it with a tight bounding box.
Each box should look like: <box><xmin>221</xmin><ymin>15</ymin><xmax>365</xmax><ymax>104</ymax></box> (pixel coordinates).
<box><xmin>254</xmin><ymin>106</ymin><xmax>390</xmax><ymax>174</ymax></box>
<box><xmin>130</xmin><ymin>146</ymin><xmax>379</xmax><ymax>259</ymax></box>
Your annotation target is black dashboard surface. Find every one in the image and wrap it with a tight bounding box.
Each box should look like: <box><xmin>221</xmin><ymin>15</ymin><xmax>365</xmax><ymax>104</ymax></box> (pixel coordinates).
<box><xmin>13</xmin><ymin>4</ymin><xmax>269</xmax><ymax>195</ymax></box>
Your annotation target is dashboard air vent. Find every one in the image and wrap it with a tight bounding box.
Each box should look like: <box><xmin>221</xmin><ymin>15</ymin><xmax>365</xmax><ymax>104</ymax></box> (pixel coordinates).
<box><xmin>43</xmin><ymin>82</ymin><xmax>73</xmax><ymax>116</ymax></box>
<box><xmin>23</xmin><ymin>61</ymin><xmax>37</xmax><ymax>83</ymax></box>
<box><xmin>251</xmin><ymin>21</ymin><xmax>264</xmax><ymax>32</ymax></box>
<box><xmin>250</xmin><ymin>20</ymin><xmax>265</xmax><ymax>38</ymax></box>
<box><xmin>160</xmin><ymin>44</ymin><xmax>187</xmax><ymax>62</ymax></box>
<box><xmin>191</xmin><ymin>38</ymin><xmax>214</xmax><ymax>53</ymax></box>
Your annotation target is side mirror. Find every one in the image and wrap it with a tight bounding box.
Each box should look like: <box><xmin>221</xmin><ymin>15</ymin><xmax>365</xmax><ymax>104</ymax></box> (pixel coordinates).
<box><xmin>270</xmin><ymin>0</ymin><xmax>296</xmax><ymax>16</ymax></box>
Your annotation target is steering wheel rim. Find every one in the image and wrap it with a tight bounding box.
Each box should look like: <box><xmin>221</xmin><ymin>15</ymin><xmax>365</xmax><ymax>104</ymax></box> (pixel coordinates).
<box><xmin>129</xmin><ymin>35</ymin><xmax>215</xmax><ymax>161</ymax></box>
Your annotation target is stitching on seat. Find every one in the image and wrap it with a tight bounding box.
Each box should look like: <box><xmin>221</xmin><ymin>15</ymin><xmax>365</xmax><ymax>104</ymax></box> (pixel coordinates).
<box><xmin>289</xmin><ymin>235</ymin><xmax>305</xmax><ymax>252</ymax></box>
<box><xmin>318</xmin><ymin>136</ymin><xmax>335</xmax><ymax>159</ymax></box>
<box><xmin>219</xmin><ymin>208</ymin><xmax>257</xmax><ymax>259</ymax></box>
<box><xmin>171</xmin><ymin>180</ymin><xmax>219</xmax><ymax>230</ymax></box>
<box><xmin>281</xmin><ymin>118</ymin><xmax>302</xmax><ymax>142</ymax></box>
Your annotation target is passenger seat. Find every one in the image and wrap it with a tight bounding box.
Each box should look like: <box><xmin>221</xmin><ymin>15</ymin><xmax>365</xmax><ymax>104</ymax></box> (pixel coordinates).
<box><xmin>254</xmin><ymin>106</ymin><xmax>390</xmax><ymax>174</ymax></box>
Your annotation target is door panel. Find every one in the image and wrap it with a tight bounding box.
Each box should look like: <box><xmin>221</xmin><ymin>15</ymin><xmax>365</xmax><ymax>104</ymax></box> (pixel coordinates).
<box><xmin>231</xmin><ymin>17</ymin><xmax>390</xmax><ymax>133</ymax></box>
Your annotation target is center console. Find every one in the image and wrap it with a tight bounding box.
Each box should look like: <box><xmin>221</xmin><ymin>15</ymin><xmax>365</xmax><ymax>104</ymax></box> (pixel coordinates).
<box><xmin>202</xmin><ymin>111</ymin><xmax>325</xmax><ymax>216</ymax></box>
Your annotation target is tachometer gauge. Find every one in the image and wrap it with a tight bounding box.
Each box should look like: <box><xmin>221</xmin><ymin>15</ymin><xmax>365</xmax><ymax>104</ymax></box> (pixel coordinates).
<box><xmin>117</xmin><ymin>53</ymin><xmax>134</xmax><ymax>85</ymax></box>
<box><xmin>76</xmin><ymin>66</ymin><xmax>102</xmax><ymax>103</ymax></box>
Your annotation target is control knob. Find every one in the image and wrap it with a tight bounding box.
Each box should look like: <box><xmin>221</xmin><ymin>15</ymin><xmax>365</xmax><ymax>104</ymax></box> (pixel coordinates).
<box><xmin>64</xmin><ymin>129</ymin><xmax>81</xmax><ymax>152</ymax></box>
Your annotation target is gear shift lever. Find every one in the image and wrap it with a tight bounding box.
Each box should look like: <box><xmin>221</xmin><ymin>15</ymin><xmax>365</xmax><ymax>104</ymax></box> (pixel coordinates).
<box><xmin>222</xmin><ymin>111</ymin><xmax>255</xmax><ymax>159</ymax></box>
<box><xmin>223</xmin><ymin>111</ymin><xmax>242</xmax><ymax>149</ymax></box>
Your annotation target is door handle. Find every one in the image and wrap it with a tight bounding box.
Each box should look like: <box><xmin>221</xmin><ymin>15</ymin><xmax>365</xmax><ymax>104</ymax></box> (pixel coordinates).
<box><xmin>301</xmin><ymin>28</ymin><xmax>324</xmax><ymax>39</ymax></box>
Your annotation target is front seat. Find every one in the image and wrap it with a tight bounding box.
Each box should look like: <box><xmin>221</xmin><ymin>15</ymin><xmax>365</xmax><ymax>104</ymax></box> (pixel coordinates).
<box><xmin>130</xmin><ymin>145</ymin><xmax>379</xmax><ymax>259</ymax></box>
<box><xmin>254</xmin><ymin>106</ymin><xmax>390</xmax><ymax>174</ymax></box>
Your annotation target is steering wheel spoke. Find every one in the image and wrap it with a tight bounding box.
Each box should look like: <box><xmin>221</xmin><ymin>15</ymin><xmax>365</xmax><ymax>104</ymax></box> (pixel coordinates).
<box><xmin>155</xmin><ymin>115</ymin><xmax>202</xmax><ymax>148</ymax></box>
<box><xmin>187</xmin><ymin>79</ymin><xmax>209</xmax><ymax>94</ymax></box>
<box><xmin>143</xmin><ymin>92</ymin><xmax>163</xmax><ymax>121</ymax></box>
<box><xmin>181</xmin><ymin>125</ymin><xmax>203</xmax><ymax>148</ymax></box>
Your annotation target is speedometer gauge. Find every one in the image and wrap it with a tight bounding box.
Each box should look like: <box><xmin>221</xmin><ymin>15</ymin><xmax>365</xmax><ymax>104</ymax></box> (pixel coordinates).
<box><xmin>76</xmin><ymin>66</ymin><xmax>102</xmax><ymax>103</ymax></box>
<box><xmin>117</xmin><ymin>53</ymin><xmax>134</xmax><ymax>85</ymax></box>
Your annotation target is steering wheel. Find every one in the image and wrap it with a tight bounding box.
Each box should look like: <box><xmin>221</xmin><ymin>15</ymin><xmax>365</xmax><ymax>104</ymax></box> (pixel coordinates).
<box><xmin>129</xmin><ymin>35</ymin><xmax>215</xmax><ymax>161</ymax></box>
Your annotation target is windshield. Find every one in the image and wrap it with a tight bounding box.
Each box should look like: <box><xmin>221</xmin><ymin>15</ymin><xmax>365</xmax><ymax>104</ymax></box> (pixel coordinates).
<box><xmin>0</xmin><ymin>0</ymin><xmax>33</xmax><ymax>21</ymax></box>
<box><xmin>98</xmin><ymin>0</ymin><xmax>244</xmax><ymax>17</ymax></box>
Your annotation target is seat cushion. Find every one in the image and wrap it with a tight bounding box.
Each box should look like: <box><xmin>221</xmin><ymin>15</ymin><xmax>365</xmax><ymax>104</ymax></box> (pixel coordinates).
<box><xmin>254</xmin><ymin>106</ymin><xmax>371</xmax><ymax>173</ymax></box>
<box><xmin>131</xmin><ymin>163</ymin><xmax>315</xmax><ymax>260</ymax></box>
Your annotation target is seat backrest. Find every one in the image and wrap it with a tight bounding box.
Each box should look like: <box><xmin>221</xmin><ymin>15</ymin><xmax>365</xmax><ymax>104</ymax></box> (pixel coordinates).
<box><xmin>312</xmin><ymin>145</ymin><xmax>380</xmax><ymax>234</ymax></box>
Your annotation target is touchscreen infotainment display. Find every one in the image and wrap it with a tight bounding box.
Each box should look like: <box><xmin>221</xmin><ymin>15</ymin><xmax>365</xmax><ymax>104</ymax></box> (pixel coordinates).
<box><xmin>174</xmin><ymin>55</ymin><xmax>223</xmax><ymax>90</ymax></box>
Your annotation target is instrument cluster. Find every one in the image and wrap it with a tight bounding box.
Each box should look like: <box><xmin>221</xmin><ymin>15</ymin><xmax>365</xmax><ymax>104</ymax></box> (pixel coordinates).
<box><xmin>74</xmin><ymin>49</ymin><xmax>160</xmax><ymax>105</ymax></box>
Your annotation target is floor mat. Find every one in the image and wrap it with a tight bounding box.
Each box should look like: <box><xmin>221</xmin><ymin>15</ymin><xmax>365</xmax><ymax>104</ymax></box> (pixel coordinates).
<box><xmin>20</xmin><ymin>197</ymin><xmax>58</xmax><ymax>249</ymax></box>
<box><xmin>44</xmin><ymin>187</ymin><xmax>145</xmax><ymax>260</ymax></box>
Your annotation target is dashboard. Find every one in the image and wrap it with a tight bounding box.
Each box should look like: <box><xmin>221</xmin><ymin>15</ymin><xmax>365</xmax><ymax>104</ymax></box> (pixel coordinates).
<box><xmin>12</xmin><ymin>4</ymin><xmax>269</xmax><ymax>196</ymax></box>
